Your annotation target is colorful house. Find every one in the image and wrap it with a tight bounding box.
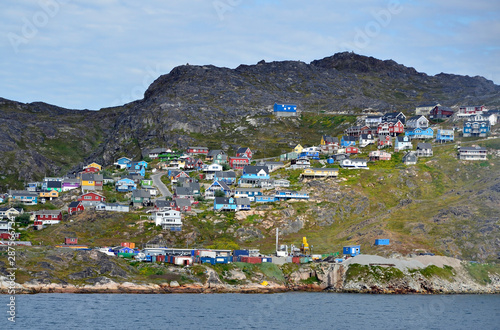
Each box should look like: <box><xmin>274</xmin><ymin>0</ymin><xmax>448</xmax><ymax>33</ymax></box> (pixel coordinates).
<box><xmin>34</xmin><ymin>210</ymin><xmax>63</xmax><ymax>226</ymax></box>
<box><xmin>274</xmin><ymin>190</ymin><xmax>309</xmax><ymax>201</ymax></box>
<box><xmin>429</xmin><ymin>106</ymin><xmax>454</xmax><ymax>119</ymax></box>
<box><xmin>116</xmin><ymin>178</ymin><xmax>137</xmax><ymax>192</ymax></box>
<box><xmin>378</xmin><ymin>135</ymin><xmax>392</xmax><ymax>149</ymax></box>
<box><xmin>46</xmin><ymin>181</ymin><xmax>63</xmax><ymax>192</ymax></box>
<box><xmin>377</xmin><ymin>120</ymin><xmax>405</xmax><ymax>136</ymax></box>
<box><xmin>80</xmin><ymin>173</ymin><xmax>104</xmax><ymax>191</ymax></box>
<box><xmin>234</xmin><ymin>188</ymin><xmax>263</xmax><ymax>201</ymax></box>
<box><xmin>205</xmin><ymin>180</ymin><xmax>232</xmax><ymax>199</ymax></box>
<box><xmin>78</xmin><ymin>192</ymin><xmax>106</xmax><ymax>207</ymax></box>
<box><xmin>236</xmin><ymin>147</ymin><xmax>253</xmax><ymax>159</ymax></box>
<box><xmin>458</xmin><ymin>146</ymin><xmax>487</xmax><ymax>160</ymax></box>
<box><xmin>206</xmin><ymin>150</ymin><xmax>227</xmax><ymax>164</ymax></box>
<box><xmin>415</xmin><ymin>103</ymin><xmax>440</xmax><ymax>116</ymax></box>
<box><xmin>405</xmin><ymin>127</ymin><xmax>434</xmax><ymax>140</ymax></box>
<box><xmin>95</xmin><ymin>202</ymin><xmax>130</xmax><ymax>212</ymax></box>
<box><xmin>39</xmin><ymin>190</ymin><xmax>59</xmax><ymax>201</ymax></box>
<box><xmin>394</xmin><ymin>136</ymin><xmax>413</xmax><ymax>152</ymax></box>
<box><xmin>187</xmin><ymin>146</ymin><xmax>209</xmax><ymax>156</ymax></box>
<box><xmin>321</xmin><ymin>136</ymin><xmax>339</xmax><ymax>146</ymax></box>
<box><xmin>293</xmin><ymin>144</ymin><xmax>304</xmax><ymax>154</ymax></box>
<box><xmin>416</xmin><ymin>143</ymin><xmax>433</xmax><ymax>157</ymax></box>
<box><xmin>340</xmin><ymin>136</ymin><xmax>357</xmax><ymax>147</ymax></box>
<box><xmin>369</xmin><ymin>150</ymin><xmax>391</xmax><ymax>161</ymax></box>
<box><xmin>127</xmin><ymin>160</ymin><xmax>148</xmax><ymax>170</ymax></box>
<box><xmin>8</xmin><ymin>190</ymin><xmax>38</xmax><ymax>205</ymax></box>
<box><xmin>68</xmin><ymin>201</ymin><xmax>84</xmax><ymax>215</ymax></box>
<box><xmin>301</xmin><ymin>168</ymin><xmax>339</xmax><ymax>178</ymax></box>
<box><xmin>340</xmin><ymin>159</ymin><xmax>368</xmax><ymax>169</ymax></box>
<box><xmin>214</xmin><ymin>197</ymin><xmax>237</xmax><ymax>211</ymax></box>
<box><xmin>298</xmin><ymin>150</ymin><xmax>320</xmax><ymax>160</ymax></box>
<box><xmin>273</xmin><ymin>103</ymin><xmax>297</xmax><ymax>117</ymax></box>
<box><xmin>382</xmin><ymin>112</ymin><xmax>406</xmax><ymax>125</ymax></box>
<box><xmin>229</xmin><ymin>156</ymin><xmax>250</xmax><ymax>170</ymax></box>
<box><xmin>463</xmin><ymin>121</ymin><xmax>490</xmax><ymax>137</ymax></box>
<box><xmin>406</xmin><ymin>115</ymin><xmax>429</xmax><ymax>129</ymax></box>
<box><xmin>114</xmin><ymin>157</ymin><xmax>132</xmax><ymax>169</ymax></box>
<box><xmin>84</xmin><ymin>162</ymin><xmax>102</xmax><ymax>171</ymax></box>
<box><xmin>214</xmin><ymin>171</ymin><xmax>237</xmax><ymax>185</ymax></box>
<box><xmin>62</xmin><ymin>179</ymin><xmax>80</xmax><ymax>192</ymax></box>
<box><xmin>435</xmin><ymin>129</ymin><xmax>454</xmax><ymax>143</ymax></box>
<box><xmin>345</xmin><ymin>146</ymin><xmax>359</xmax><ymax>154</ymax></box>
<box><xmin>359</xmin><ymin>134</ymin><xmax>375</xmax><ymax>147</ymax></box>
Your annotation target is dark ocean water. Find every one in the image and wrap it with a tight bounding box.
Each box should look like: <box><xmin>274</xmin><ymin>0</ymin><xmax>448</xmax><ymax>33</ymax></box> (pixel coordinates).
<box><xmin>2</xmin><ymin>293</ymin><xmax>499</xmax><ymax>329</ymax></box>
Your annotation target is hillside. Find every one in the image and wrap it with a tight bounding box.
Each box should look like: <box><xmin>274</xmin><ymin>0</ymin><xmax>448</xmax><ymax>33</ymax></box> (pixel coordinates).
<box><xmin>1</xmin><ymin>52</ymin><xmax>500</xmax><ymax>190</ymax></box>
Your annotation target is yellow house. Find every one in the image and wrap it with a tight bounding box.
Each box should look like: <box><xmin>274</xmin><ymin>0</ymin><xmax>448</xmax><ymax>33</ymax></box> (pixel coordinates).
<box><xmin>293</xmin><ymin>144</ymin><xmax>303</xmax><ymax>153</ymax></box>
<box><xmin>39</xmin><ymin>190</ymin><xmax>59</xmax><ymax>200</ymax></box>
<box><xmin>85</xmin><ymin>162</ymin><xmax>102</xmax><ymax>171</ymax></box>
<box><xmin>301</xmin><ymin>167</ymin><xmax>339</xmax><ymax>178</ymax></box>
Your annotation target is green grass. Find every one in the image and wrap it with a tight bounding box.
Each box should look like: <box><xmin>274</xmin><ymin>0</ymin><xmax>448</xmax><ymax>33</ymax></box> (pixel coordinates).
<box><xmin>464</xmin><ymin>263</ymin><xmax>500</xmax><ymax>285</ymax></box>
<box><xmin>345</xmin><ymin>264</ymin><xmax>405</xmax><ymax>283</ymax></box>
<box><xmin>419</xmin><ymin>265</ymin><xmax>455</xmax><ymax>281</ymax></box>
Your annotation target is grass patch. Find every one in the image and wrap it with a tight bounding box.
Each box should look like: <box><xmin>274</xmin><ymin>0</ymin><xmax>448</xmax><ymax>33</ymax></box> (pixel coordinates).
<box><xmin>419</xmin><ymin>265</ymin><xmax>455</xmax><ymax>281</ymax></box>
<box><xmin>345</xmin><ymin>264</ymin><xmax>405</xmax><ymax>283</ymax></box>
<box><xmin>464</xmin><ymin>263</ymin><xmax>500</xmax><ymax>285</ymax></box>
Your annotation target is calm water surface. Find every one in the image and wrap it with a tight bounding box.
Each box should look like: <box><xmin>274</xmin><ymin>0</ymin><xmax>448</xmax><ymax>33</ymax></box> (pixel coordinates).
<box><xmin>2</xmin><ymin>293</ymin><xmax>499</xmax><ymax>329</ymax></box>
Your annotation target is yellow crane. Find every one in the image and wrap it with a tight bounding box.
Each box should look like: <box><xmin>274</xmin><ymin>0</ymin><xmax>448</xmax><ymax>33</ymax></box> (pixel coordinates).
<box><xmin>300</xmin><ymin>237</ymin><xmax>310</xmax><ymax>255</ymax></box>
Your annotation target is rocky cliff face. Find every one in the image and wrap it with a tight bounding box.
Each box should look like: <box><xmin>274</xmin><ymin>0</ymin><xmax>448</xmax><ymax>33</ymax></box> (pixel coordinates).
<box><xmin>1</xmin><ymin>52</ymin><xmax>500</xmax><ymax>189</ymax></box>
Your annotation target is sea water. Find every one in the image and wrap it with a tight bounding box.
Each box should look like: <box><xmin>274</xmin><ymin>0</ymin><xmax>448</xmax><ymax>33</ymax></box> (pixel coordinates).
<box><xmin>2</xmin><ymin>292</ymin><xmax>499</xmax><ymax>329</ymax></box>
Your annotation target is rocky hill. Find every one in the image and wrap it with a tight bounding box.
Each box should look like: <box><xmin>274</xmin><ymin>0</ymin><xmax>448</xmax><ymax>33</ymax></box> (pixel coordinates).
<box><xmin>1</xmin><ymin>52</ymin><xmax>500</xmax><ymax>189</ymax></box>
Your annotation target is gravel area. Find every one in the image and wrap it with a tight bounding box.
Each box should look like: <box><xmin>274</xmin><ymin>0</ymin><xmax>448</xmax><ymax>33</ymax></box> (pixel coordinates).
<box><xmin>342</xmin><ymin>254</ymin><xmax>462</xmax><ymax>271</ymax></box>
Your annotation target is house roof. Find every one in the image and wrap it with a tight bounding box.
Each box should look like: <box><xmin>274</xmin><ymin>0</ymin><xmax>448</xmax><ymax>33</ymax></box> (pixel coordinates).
<box><xmin>407</xmin><ymin>115</ymin><xmax>428</xmax><ymax>121</ymax></box>
<box><xmin>360</xmin><ymin>134</ymin><xmax>373</xmax><ymax>139</ymax></box>
<box><xmin>417</xmin><ymin>102</ymin><xmax>439</xmax><ymax>107</ymax></box>
<box><xmin>149</xmin><ymin>147</ymin><xmax>168</xmax><ymax>154</ymax></box>
<box><xmin>36</xmin><ymin>210</ymin><xmax>62</xmax><ymax>216</ymax></box>
<box><xmin>243</xmin><ymin>165</ymin><xmax>269</xmax><ymax>175</ymax></box>
<box><xmin>402</xmin><ymin>151</ymin><xmax>417</xmax><ymax>161</ymax></box>
<box><xmin>68</xmin><ymin>201</ymin><xmax>82</xmax><ymax>208</ymax></box>
<box><xmin>342</xmin><ymin>136</ymin><xmax>357</xmax><ymax>141</ymax></box>
<box><xmin>235</xmin><ymin>197</ymin><xmax>251</xmax><ymax>205</ymax></box>
<box><xmin>175</xmin><ymin>186</ymin><xmax>193</xmax><ymax>196</ymax></box>
<box><xmin>47</xmin><ymin>181</ymin><xmax>62</xmax><ymax>188</ymax></box>
<box><xmin>417</xmin><ymin>143</ymin><xmax>432</xmax><ymax>150</ymax></box>
<box><xmin>214</xmin><ymin>197</ymin><xmax>235</xmax><ymax>204</ymax></box>
<box><xmin>236</xmin><ymin>147</ymin><xmax>250</xmax><ymax>154</ymax></box>
<box><xmin>212</xmin><ymin>180</ymin><xmax>231</xmax><ymax>191</ymax></box>
<box><xmin>322</xmin><ymin>136</ymin><xmax>339</xmax><ymax>143</ymax></box>
<box><xmin>235</xmin><ymin>188</ymin><xmax>262</xmax><ymax>193</ymax></box>
<box><xmin>81</xmin><ymin>173</ymin><xmax>103</xmax><ymax>181</ymax></box>
<box><xmin>207</xmin><ymin>149</ymin><xmax>225</xmax><ymax>157</ymax></box>
<box><xmin>173</xmin><ymin>198</ymin><xmax>191</xmax><ymax>208</ymax></box>
<box><xmin>8</xmin><ymin>190</ymin><xmax>38</xmax><ymax>197</ymax></box>
<box><xmin>215</xmin><ymin>171</ymin><xmax>236</xmax><ymax>178</ymax></box>
<box><xmin>132</xmin><ymin>190</ymin><xmax>151</xmax><ymax>198</ymax></box>
<box><xmin>460</xmin><ymin>146</ymin><xmax>487</xmax><ymax>151</ymax></box>
<box><xmin>396</xmin><ymin>136</ymin><xmax>410</xmax><ymax>142</ymax></box>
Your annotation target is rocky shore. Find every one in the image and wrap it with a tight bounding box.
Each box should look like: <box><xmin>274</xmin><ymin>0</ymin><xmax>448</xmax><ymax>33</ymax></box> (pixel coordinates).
<box><xmin>1</xmin><ymin>252</ymin><xmax>499</xmax><ymax>294</ymax></box>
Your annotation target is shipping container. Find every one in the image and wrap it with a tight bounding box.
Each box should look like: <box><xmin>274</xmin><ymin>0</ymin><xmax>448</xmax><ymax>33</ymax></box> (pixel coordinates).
<box><xmin>246</xmin><ymin>257</ymin><xmax>262</xmax><ymax>264</ymax></box>
<box><xmin>157</xmin><ymin>255</ymin><xmax>165</xmax><ymax>262</ymax></box>
<box><xmin>200</xmin><ymin>257</ymin><xmax>216</xmax><ymax>265</ymax></box>
<box><xmin>130</xmin><ymin>242</ymin><xmax>136</xmax><ymax>249</ymax></box>
<box><xmin>375</xmin><ymin>239</ymin><xmax>390</xmax><ymax>246</ymax></box>
<box><xmin>233</xmin><ymin>250</ymin><xmax>249</xmax><ymax>257</ymax></box>
<box><xmin>117</xmin><ymin>252</ymin><xmax>135</xmax><ymax>258</ymax></box>
<box><xmin>286</xmin><ymin>256</ymin><xmax>293</xmax><ymax>263</ymax></box>
<box><xmin>200</xmin><ymin>250</ymin><xmax>217</xmax><ymax>258</ymax></box>
<box><xmin>215</xmin><ymin>257</ymin><xmax>229</xmax><ymax>264</ymax></box>
<box><xmin>292</xmin><ymin>257</ymin><xmax>301</xmax><ymax>264</ymax></box>
<box><xmin>262</xmin><ymin>257</ymin><xmax>272</xmax><ymax>263</ymax></box>
<box><xmin>151</xmin><ymin>256</ymin><xmax>157</xmax><ymax>262</ymax></box>
<box><xmin>121</xmin><ymin>242</ymin><xmax>130</xmax><ymax>247</ymax></box>
<box><xmin>175</xmin><ymin>256</ymin><xmax>193</xmax><ymax>266</ymax></box>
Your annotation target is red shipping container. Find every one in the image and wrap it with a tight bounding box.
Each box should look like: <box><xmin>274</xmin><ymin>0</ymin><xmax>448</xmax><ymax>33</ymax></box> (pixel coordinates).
<box><xmin>247</xmin><ymin>257</ymin><xmax>262</xmax><ymax>264</ymax></box>
<box><xmin>292</xmin><ymin>257</ymin><xmax>301</xmax><ymax>264</ymax></box>
<box><xmin>121</xmin><ymin>242</ymin><xmax>130</xmax><ymax>247</ymax></box>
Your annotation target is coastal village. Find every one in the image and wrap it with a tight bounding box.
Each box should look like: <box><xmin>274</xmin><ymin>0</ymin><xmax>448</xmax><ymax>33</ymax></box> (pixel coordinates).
<box><xmin>0</xmin><ymin>102</ymin><xmax>498</xmax><ymax>268</ymax></box>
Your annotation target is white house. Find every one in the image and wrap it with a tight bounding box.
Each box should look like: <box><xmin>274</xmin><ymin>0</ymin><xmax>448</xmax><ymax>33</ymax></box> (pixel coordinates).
<box><xmin>150</xmin><ymin>209</ymin><xmax>182</xmax><ymax>230</ymax></box>
<box><xmin>340</xmin><ymin>159</ymin><xmax>369</xmax><ymax>169</ymax></box>
<box><xmin>203</xmin><ymin>163</ymin><xmax>223</xmax><ymax>180</ymax></box>
<box><xmin>394</xmin><ymin>136</ymin><xmax>413</xmax><ymax>152</ymax></box>
<box><xmin>359</xmin><ymin>134</ymin><xmax>375</xmax><ymax>147</ymax></box>
<box><xmin>406</xmin><ymin>115</ymin><xmax>429</xmax><ymax>129</ymax></box>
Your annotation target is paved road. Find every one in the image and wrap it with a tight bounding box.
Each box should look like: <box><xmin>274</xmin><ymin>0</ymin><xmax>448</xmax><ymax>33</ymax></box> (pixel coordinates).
<box><xmin>151</xmin><ymin>172</ymin><xmax>172</xmax><ymax>198</ymax></box>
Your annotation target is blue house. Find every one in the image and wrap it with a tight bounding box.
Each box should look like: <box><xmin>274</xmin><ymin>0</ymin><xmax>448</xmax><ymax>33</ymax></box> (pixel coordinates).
<box><xmin>234</xmin><ymin>188</ymin><xmax>263</xmax><ymax>201</ymax></box>
<box><xmin>114</xmin><ymin>157</ymin><xmax>132</xmax><ymax>169</ymax></box>
<box><xmin>463</xmin><ymin>121</ymin><xmax>490</xmax><ymax>137</ymax></box>
<box><xmin>255</xmin><ymin>195</ymin><xmax>276</xmax><ymax>203</ymax></box>
<box><xmin>343</xmin><ymin>245</ymin><xmax>361</xmax><ymax>257</ymax></box>
<box><xmin>340</xmin><ymin>136</ymin><xmax>357</xmax><ymax>147</ymax></box>
<box><xmin>214</xmin><ymin>197</ymin><xmax>237</xmax><ymax>211</ymax></box>
<box><xmin>274</xmin><ymin>190</ymin><xmax>309</xmax><ymax>201</ymax></box>
<box><xmin>405</xmin><ymin>127</ymin><xmax>434</xmax><ymax>140</ymax></box>
<box><xmin>435</xmin><ymin>129</ymin><xmax>454</xmax><ymax>143</ymax></box>
<box><xmin>205</xmin><ymin>180</ymin><xmax>232</xmax><ymax>199</ymax></box>
<box><xmin>298</xmin><ymin>151</ymin><xmax>320</xmax><ymax>160</ymax></box>
<box><xmin>273</xmin><ymin>103</ymin><xmax>297</xmax><ymax>117</ymax></box>
<box><xmin>116</xmin><ymin>178</ymin><xmax>137</xmax><ymax>192</ymax></box>
<box><xmin>8</xmin><ymin>190</ymin><xmax>38</xmax><ymax>205</ymax></box>
<box><xmin>214</xmin><ymin>171</ymin><xmax>237</xmax><ymax>185</ymax></box>
<box><xmin>239</xmin><ymin>165</ymin><xmax>270</xmax><ymax>186</ymax></box>
<box><xmin>129</xmin><ymin>166</ymin><xmax>146</xmax><ymax>177</ymax></box>
<box><xmin>127</xmin><ymin>160</ymin><xmax>148</xmax><ymax>170</ymax></box>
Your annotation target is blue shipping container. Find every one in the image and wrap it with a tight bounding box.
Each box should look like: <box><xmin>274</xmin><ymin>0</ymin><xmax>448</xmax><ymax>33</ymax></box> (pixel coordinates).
<box><xmin>200</xmin><ymin>257</ymin><xmax>216</xmax><ymax>265</ymax></box>
<box><xmin>233</xmin><ymin>250</ymin><xmax>249</xmax><ymax>257</ymax></box>
<box><xmin>343</xmin><ymin>245</ymin><xmax>361</xmax><ymax>256</ymax></box>
<box><xmin>375</xmin><ymin>239</ymin><xmax>390</xmax><ymax>246</ymax></box>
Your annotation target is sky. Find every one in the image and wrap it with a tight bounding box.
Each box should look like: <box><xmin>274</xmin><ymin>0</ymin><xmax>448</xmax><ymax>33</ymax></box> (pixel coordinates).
<box><xmin>1</xmin><ymin>0</ymin><xmax>499</xmax><ymax>110</ymax></box>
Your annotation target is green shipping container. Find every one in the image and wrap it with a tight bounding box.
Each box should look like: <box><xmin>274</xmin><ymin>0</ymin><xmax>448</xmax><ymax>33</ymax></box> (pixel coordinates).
<box><xmin>118</xmin><ymin>252</ymin><xmax>136</xmax><ymax>258</ymax></box>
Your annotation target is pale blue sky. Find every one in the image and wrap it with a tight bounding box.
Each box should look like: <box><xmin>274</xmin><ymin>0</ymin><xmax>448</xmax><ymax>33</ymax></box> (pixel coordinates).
<box><xmin>1</xmin><ymin>0</ymin><xmax>499</xmax><ymax>110</ymax></box>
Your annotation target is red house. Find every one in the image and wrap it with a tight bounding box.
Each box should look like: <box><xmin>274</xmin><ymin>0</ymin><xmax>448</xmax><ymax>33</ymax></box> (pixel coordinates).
<box><xmin>186</xmin><ymin>146</ymin><xmax>209</xmax><ymax>155</ymax></box>
<box><xmin>65</xmin><ymin>237</ymin><xmax>78</xmax><ymax>245</ymax></box>
<box><xmin>236</xmin><ymin>147</ymin><xmax>253</xmax><ymax>159</ymax></box>
<box><xmin>78</xmin><ymin>192</ymin><xmax>106</xmax><ymax>203</ymax></box>
<box><xmin>229</xmin><ymin>156</ymin><xmax>250</xmax><ymax>170</ymax></box>
<box><xmin>68</xmin><ymin>201</ymin><xmax>84</xmax><ymax>215</ymax></box>
<box><xmin>430</xmin><ymin>106</ymin><xmax>454</xmax><ymax>119</ymax></box>
<box><xmin>34</xmin><ymin>210</ymin><xmax>63</xmax><ymax>226</ymax></box>
<box><xmin>377</xmin><ymin>120</ymin><xmax>404</xmax><ymax>137</ymax></box>
<box><xmin>0</xmin><ymin>232</ymin><xmax>20</xmax><ymax>240</ymax></box>
<box><xmin>378</xmin><ymin>135</ymin><xmax>392</xmax><ymax>149</ymax></box>
<box><xmin>83</xmin><ymin>166</ymin><xmax>100</xmax><ymax>173</ymax></box>
<box><xmin>345</xmin><ymin>146</ymin><xmax>359</xmax><ymax>154</ymax></box>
